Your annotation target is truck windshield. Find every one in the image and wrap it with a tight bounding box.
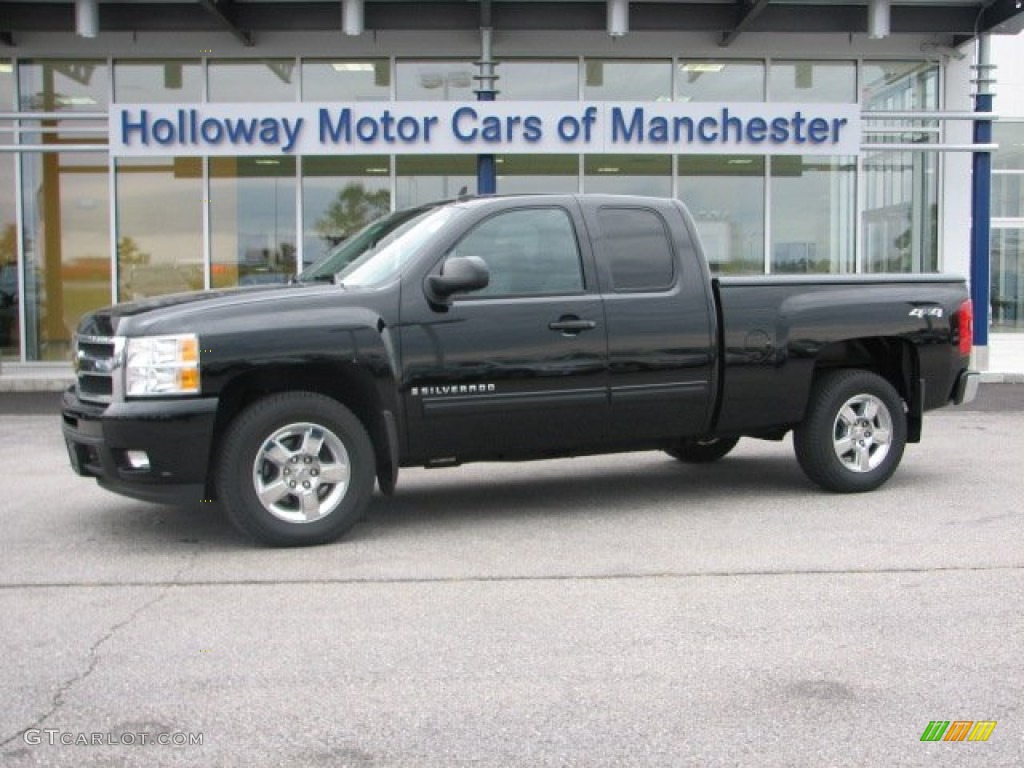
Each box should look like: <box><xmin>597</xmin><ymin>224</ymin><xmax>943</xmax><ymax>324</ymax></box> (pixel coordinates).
<box><xmin>335</xmin><ymin>206</ymin><xmax>459</xmax><ymax>288</ymax></box>
<box><xmin>297</xmin><ymin>204</ymin><xmax>440</xmax><ymax>284</ymax></box>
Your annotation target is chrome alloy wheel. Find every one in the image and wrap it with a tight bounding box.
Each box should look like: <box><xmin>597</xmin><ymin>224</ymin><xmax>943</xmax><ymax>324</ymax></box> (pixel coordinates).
<box><xmin>831</xmin><ymin>394</ymin><xmax>893</xmax><ymax>474</ymax></box>
<box><xmin>251</xmin><ymin>422</ymin><xmax>351</xmax><ymax>524</ymax></box>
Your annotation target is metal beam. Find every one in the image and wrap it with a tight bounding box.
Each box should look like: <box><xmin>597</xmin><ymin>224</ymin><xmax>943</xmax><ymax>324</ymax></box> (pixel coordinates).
<box><xmin>196</xmin><ymin>0</ymin><xmax>254</xmax><ymax>46</ymax></box>
<box><xmin>979</xmin><ymin>0</ymin><xmax>1024</xmax><ymax>36</ymax></box>
<box><xmin>0</xmin><ymin>2</ymin><xmax>1013</xmax><ymax>38</ymax></box>
<box><xmin>721</xmin><ymin>0</ymin><xmax>771</xmax><ymax>47</ymax></box>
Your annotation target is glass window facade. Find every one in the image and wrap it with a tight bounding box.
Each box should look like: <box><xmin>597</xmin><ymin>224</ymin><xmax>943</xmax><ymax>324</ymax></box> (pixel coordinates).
<box><xmin>396</xmin><ymin>61</ymin><xmax>474</xmax><ymax>101</ymax></box>
<box><xmin>769</xmin><ymin>61</ymin><xmax>856</xmax><ymax>103</ymax></box>
<box><xmin>396</xmin><ymin>155</ymin><xmax>475</xmax><ymax>209</ymax></box>
<box><xmin>992</xmin><ymin>122</ymin><xmax>1024</xmax><ymax>330</ymax></box>
<box><xmin>116</xmin><ymin>157</ymin><xmax>203</xmax><ymax>301</ymax></box>
<box><xmin>678</xmin><ymin>60</ymin><xmax>764</xmax><ymax>102</ymax></box>
<box><xmin>208</xmin><ymin>60</ymin><xmax>298</xmax><ymax>102</ymax></box>
<box><xmin>1</xmin><ymin>61</ymin><xmax>17</xmax><ymax>357</ymax></box>
<box><xmin>861</xmin><ymin>61</ymin><xmax>940</xmax><ymax>274</ymax></box>
<box><xmin>496</xmin><ymin>155</ymin><xmax>579</xmax><ymax>195</ymax></box>
<box><xmin>301</xmin><ymin>156</ymin><xmax>391</xmax><ymax>268</ymax></box>
<box><xmin>0</xmin><ymin>55</ymin><xmax>971</xmax><ymax>361</ymax></box>
<box><xmin>771</xmin><ymin>156</ymin><xmax>856</xmax><ymax>274</ymax></box>
<box><xmin>210</xmin><ymin>157</ymin><xmax>297</xmax><ymax>288</ymax></box>
<box><xmin>584</xmin><ymin>60</ymin><xmax>671</xmax><ymax>101</ymax></box>
<box><xmin>584</xmin><ymin>155</ymin><xmax>671</xmax><ymax>197</ymax></box>
<box><xmin>678</xmin><ymin>156</ymin><xmax>765</xmax><ymax>274</ymax></box>
<box><xmin>113</xmin><ymin>59</ymin><xmax>203</xmax><ymax>103</ymax></box>
<box><xmin>499</xmin><ymin>60</ymin><xmax>578</xmax><ymax>100</ymax></box>
<box><xmin>18</xmin><ymin>61</ymin><xmax>110</xmax><ymax>361</ymax></box>
<box><xmin>302</xmin><ymin>60</ymin><xmax>390</xmax><ymax>101</ymax></box>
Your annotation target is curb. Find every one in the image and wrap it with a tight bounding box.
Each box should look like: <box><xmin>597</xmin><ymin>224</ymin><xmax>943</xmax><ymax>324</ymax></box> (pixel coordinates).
<box><xmin>0</xmin><ymin>377</ymin><xmax>75</xmax><ymax>393</ymax></box>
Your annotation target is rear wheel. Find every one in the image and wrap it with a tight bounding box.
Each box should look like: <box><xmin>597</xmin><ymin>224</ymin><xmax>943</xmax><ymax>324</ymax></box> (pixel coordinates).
<box><xmin>216</xmin><ymin>392</ymin><xmax>375</xmax><ymax>546</ymax></box>
<box><xmin>666</xmin><ymin>436</ymin><xmax>740</xmax><ymax>464</ymax></box>
<box><xmin>793</xmin><ymin>370</ymin><xmax>906</xmax><ymax>493</ymax></box>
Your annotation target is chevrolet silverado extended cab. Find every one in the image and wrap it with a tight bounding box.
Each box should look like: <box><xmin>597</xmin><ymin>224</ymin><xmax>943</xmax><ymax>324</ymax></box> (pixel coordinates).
<box><xmin>62</xmin><ymin>194</ymin><xmax>979</xmax><ymax>546</ymax></box>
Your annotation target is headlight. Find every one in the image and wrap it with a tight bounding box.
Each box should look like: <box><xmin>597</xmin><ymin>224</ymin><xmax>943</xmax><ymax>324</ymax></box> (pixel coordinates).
<box><xmin>125</xmin><ymin>334</ymin><xmax>201</xmax><ymax>397</ymax></box>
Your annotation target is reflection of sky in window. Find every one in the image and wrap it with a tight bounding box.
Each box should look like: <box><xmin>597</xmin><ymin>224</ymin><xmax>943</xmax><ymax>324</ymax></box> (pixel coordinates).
<box><xmin>584</xmin><ymin>154</ymin><xmax>671</xmax><ymax>196</ymax></box>
<box><xmin>584</xmin><ymin>61</ymin><xmax>672</xmax><ymax>102</ymax></box>
<box><xmin>396</xmin><ymin>61</ymin><xmax>475</xmax><ymax>101</ymax></box>
<box><xmin>19</xmin><ymin>61</ymin><xmax>109</xmax><ymax>110</ymax></box>
<box><xmin>113</xmin><ymin>61</ymin><xmax>203</xmax><ymax>103</ymax></box>
<box><xmin>994</xmin><ymin>123</ymin><xmax>1024</xmax><ymax>171</ymax></box>
<box><xmin>213</xmin><ymin>177</ymin><xmax>296</xmax><ymax>257</ymax></box>
<box><xmin>0</xmin><ymin>64</ymin><xmax>13</xmax><ymax>110</ymax></box>
<box><xmin>499</xmin><ymin>61</ymin><xmax>578</xmax><ymax>100</ymax></box>
<box><xmin>115</xmin><ymin>159</ymin><xmax>202</xmax><ymax>268</ymax></box>
<box><xmin>302</xmin><ymin>61</ymin><xmax>391</xmax><ymax>102</ymax></box>
<box><xmin>677</xmin><ymin>62</ymin><xmax>764</xmax><ymax>102</ymax></box>
<box><xmin>0</xmin><ymin>67</ymin><xmax>12</xmax><ymax>241</ymax></box>
<box><xmin>208</xmin><ymin>61</ymin><xmax>298</xmax><ymax>102</ymax></box>
<box><xmin>769</xmin><ymin>62</ymin><xmax>856</xmax><ymax>103</ymax></box>
<box><xmin>861</xmin><ymin>62</ymin><xmax>938</xmax><ymax>109</ymax></box>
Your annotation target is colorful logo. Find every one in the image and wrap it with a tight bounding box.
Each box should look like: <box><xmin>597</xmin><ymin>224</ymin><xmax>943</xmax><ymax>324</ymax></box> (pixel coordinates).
<box><xmin>920</xmin><ymin>721</ymin><xmax>997</xmax><ymax>742</ymax></box>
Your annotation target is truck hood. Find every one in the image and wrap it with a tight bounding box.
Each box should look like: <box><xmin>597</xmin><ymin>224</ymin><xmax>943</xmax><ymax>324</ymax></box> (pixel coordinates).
<box><xmin>77</xmin><ymin>283</ymin><xmax>355</xmax><ymax>338</ymax></box>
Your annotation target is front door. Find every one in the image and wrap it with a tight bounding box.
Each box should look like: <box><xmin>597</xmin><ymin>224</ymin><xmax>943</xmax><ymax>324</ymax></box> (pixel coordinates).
<box><xmin>400</xmin><ymin>204</ymin><xmax>608</xmax><ymax>462</ymax></box>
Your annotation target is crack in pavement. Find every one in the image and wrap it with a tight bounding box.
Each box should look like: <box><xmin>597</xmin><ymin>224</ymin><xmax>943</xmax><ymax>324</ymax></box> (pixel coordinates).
<box><xmin>0</xmin><ymin>562</ymin><xmax>1021</xmax><ymax>591</ymax></box>
<box><xmin>0</xmin><ymin>550</ymin><xmax>201</xmax><ymax>750</ymax></box>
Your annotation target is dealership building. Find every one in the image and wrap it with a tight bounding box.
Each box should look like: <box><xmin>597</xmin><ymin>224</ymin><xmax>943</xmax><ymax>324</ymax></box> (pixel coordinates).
<box><xmin>0</xmin><ymin>0</ymin><xmax>1022</xmax><ymax>375</ymax></box>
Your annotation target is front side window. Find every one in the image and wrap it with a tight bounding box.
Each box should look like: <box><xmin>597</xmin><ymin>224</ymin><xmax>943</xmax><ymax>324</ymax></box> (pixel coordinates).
<box><xmin>338</xmin><ymin>206</ymin><xmax>459</xmax><ymax>288</ymax></box>
<box><xmin>597</xmin><ymin>208</ymin><xmax>676</xmax><ymax>292</ymax></box>
<box><xmin>447</xmin><ymin>208</ymin><xmax>584</xmax><ymax>297</ymax></box>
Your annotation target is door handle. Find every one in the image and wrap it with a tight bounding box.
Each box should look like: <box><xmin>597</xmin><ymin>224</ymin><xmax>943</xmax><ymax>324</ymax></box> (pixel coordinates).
<box><xmin>549</xmin><ymin>317</ymin><xmax>597</xmax><ymax>335</ymax></box>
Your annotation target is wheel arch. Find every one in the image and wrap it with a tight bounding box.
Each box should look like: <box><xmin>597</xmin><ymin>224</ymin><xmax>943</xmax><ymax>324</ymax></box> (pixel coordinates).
<box><xmin>207</xmin><ymin>363</ymin><xmax>398</xmax><ymax>498</ymax></box>
<box><xmin>809</xmin><ymin>336</ymin><xmax>922</xmax><ymax>442</ymax></box>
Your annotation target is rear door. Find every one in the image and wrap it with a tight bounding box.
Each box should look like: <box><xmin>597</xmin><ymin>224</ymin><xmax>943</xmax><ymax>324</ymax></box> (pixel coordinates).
<box><xmin>400</xmin><ymin>202</ymin><xmax>609</xmax><ymax>461</ymax></box>
<box><xmin>582</xmin><ymin>201</ymin><xmax>716</xmax><ymax>443</ymax></box>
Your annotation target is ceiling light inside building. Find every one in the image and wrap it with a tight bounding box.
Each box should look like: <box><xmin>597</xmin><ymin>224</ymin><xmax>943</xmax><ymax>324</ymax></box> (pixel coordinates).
<box><xmin>331</xmin><ymin>62</ymin><xmax>375</xmax><ymax>73</ymax></box>
<box><xmin>681</xmin><ymin>63</ymin><xmax>725</xmax><ymax>73</ymax></box>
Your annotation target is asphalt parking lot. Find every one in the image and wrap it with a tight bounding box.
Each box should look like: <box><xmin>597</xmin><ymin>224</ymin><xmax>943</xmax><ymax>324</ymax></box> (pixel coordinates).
<box><xmin>0</xmin><ymin>386</ymin><xmax>1022</xmax><ymax>767</ymax></box>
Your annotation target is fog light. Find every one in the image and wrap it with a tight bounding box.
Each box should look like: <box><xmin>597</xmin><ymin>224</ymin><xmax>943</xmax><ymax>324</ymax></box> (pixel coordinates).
<box><xmin>125</xmin><ymin>450</ymin><xmax>151</xmax><ymax>470</ymax></box>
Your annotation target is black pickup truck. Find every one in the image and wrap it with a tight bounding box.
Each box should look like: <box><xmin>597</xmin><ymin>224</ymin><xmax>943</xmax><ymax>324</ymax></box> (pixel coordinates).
<box><xmin>62</xmin><ymin>194</ymin><xmax>978</xmax><ymax>546</ymax></box>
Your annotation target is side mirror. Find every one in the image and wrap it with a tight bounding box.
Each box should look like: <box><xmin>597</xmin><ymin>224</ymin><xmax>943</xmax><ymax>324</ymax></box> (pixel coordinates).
<box><xmin>426</xmin><ymin>256</ymin><xmax>489</xmax><ymax>306</ymax></box>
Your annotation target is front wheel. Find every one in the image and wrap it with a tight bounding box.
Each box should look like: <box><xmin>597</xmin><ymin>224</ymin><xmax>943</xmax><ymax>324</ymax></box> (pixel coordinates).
<box><xmin>793</xmin><ymin>370</ymin><xmax>907</xmax><ymax>493</ymax></box>
<box><xmin>216</xmin><ymin>392</ymin><xmax>376</xmax><ymax>546</ymax></box>
<box><xmin>666</xmin><ymin>436</ymin><xmax>740</xmax><ymax>464</ymax></box>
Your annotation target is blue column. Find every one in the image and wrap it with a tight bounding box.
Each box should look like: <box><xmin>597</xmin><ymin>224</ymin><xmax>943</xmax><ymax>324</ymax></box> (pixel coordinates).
<box><xmin>475</xmin><ymin>22</ymin><xmax>498</xmax><ymax>196</ymax></box>
<box><xmin>476</xmin><ymin>90</ymin><xmax>497</xmax><ymax>195</ymax></box>
<box><xmin>970</xmin><ymin>91</ymin><xmax>992</xmax><ymax>349</ymax></box>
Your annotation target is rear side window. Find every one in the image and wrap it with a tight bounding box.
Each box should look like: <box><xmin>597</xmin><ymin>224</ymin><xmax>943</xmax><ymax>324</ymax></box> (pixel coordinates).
<box><xmin>597</xmin><ymin>207</ymin><xmax>676</xmax><ymax>292</ymax></box>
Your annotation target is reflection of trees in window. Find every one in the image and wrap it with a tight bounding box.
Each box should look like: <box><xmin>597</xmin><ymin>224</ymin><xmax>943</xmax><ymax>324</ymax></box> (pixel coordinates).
<box><xmin>316</xmin><ymin>184</ymin><xmax>391</xmax><ymax>248</ymax></box>
<box><xmin>117</xmin><ymin>236</ymin><xmax>149</xmax><ymax>268</ymax></box>
<box><xmin>0</xmin><ymin>223</ymin><xmax>16</xmax><ymax>266</ymax></box>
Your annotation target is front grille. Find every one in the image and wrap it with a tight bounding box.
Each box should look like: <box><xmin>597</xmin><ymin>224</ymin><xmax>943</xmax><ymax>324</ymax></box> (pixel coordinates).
<box><xmin>75</xmin><ymin>335</ymin><xmax>121</xmax><ymax>404</ymax></box>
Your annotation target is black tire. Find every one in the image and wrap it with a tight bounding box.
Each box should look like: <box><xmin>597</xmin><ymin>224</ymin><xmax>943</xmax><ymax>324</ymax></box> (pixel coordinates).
<box><xmin>666</xmin><ymin>436</ymin><xmax>740</xmax><ymax>463</ymax></box>
<box><xmin>793</xmin><ymin>370</ymin><xmax>907</xmax><ymax>493</ymax></box>
<box><xmin>216</xmin><ymin>391</ymin><xmax>375</xmax><ymax>546</ymax></box>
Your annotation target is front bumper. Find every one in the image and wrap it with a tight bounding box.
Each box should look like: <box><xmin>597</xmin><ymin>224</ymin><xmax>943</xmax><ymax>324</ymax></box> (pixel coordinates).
<box><xmin>952</xmin><ymin>369</ymin><xmax>980</xmax><ymax>405</ymax></box>
<box><xmin>61</xmin><ymin>387</ymin><xmax>219</xmax><ymax>506</ymax></box>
